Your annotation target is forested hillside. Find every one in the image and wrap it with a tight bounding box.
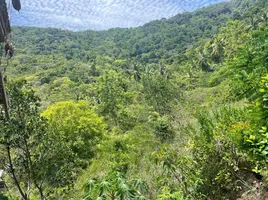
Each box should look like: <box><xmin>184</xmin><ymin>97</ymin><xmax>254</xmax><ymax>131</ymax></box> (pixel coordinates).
<box><xmin>10</xmin><ymin>0</ymin><xmax>250</xmax><ymax>63</ymax></box>
<box><xmin>0</xmin><ymin>0</ymin><xmax>268</xmax><ymax>199</ymax></box>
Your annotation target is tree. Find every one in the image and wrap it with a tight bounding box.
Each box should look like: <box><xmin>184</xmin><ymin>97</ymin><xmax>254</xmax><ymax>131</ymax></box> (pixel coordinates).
<box><xmin>210</xmin><ymin>36</ymin><xmax>225</xmax><ymax>62</ymax></box>
<box><xmin>0</xmin><ymin>86</ymin><xmax>106</xmax><ymax>200</ymax></box>
<box><xmin>260</xmin><ymin>10</ymin><xmax>268</xmax><ymax>26</ymax></box>
<box><xmin>141</xmin><ymin>66</ymin><xmax>180</xmax><ymax>114</ymax></box>
<box><xmin>229</xmin><ymin>28</ymin><xmax>268</xmax><ymax>100</ymax></box>
<box><xmin>95</xmin><ymin>70</ymin><xmax>132</xmax><ymax>126</ymax></box>
<box><xmin>39</xmin><ymin>100</ymin><xmax>106</xmax><ymax>198</ymax></box>
<box><xmin>195</xmin><ymin>52</ymin><xmax>213</xmax><ymax>72</ymax></box>
<box><xmin>217</xmin><ymin>20</ymin><xmax>250</xmax><ymax>59</ymax></box>
<box><xmin>42</xmin><ymin>100</ymin><xmax>106</xmax><ymax>162</ymax></box>
<box><xmin>0</xmin><ymin>80</ymin><xmax>52</xmax><ymax>200</ymax></box>
<box><xmin>231</xmin><ymin>74</ymin><xmax>268</xmax><ymax>175</ymax></box>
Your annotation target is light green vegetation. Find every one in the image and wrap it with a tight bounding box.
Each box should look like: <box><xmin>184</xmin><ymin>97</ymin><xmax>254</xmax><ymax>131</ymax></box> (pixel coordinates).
<box><xmin>0</xmin><ymin>0</ymin><xmax>268</xmax><ymax>199</ymax></box>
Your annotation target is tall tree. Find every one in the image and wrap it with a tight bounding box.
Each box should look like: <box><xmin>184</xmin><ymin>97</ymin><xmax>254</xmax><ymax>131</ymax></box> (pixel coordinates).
<box><xmin>141</xmin><ymin>66</ymin><xmax>180</xmax><ymax>114</ymax></box>
<box><xmin>0</xmin><ymin>80</ymin><xmax>50</xmax><ymax>200</ymax></box>
<box><xmin>95</xmin><ymin>70</ymin><xmax>132</xmax><ymax>126</ymax></box>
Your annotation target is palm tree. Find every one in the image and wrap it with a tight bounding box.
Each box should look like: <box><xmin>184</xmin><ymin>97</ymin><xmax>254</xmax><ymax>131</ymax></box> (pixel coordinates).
<box><xmin>260</xmin><ymin>10</ymin><xmax>268</xmax><ymax>27</ymax></box>
<box><xmin>133</xmin><ymin>64</ymin><xmax>141</xmax><ymax>82</ymax></box>
<box><xmin>196</xmin><ymin>52</ymin><xmax>213</xmax><ymax>72</ymax></box>
<box><xmin>211</xmin><ymin>37</ymin><xmax>225</xmax><ymax>62</ymax></box>
<box><xmin>248</xmin><ymin>15</ymin><xmax>259</xmax><ymax>30</ymax></box>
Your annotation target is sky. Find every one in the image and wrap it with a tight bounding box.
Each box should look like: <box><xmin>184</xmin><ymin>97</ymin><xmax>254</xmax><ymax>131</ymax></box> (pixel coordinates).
<box><xmin>9</xmin><ymin>0</ymin><xmax>226</xmax><ymax>31</ymax></box>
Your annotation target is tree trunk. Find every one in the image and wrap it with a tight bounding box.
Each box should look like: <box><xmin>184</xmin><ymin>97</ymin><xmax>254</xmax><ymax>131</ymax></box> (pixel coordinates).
<box><xmin>37</xmin><ymin>186</ymin><xmax>45</xmax><ymax>200</ymax></box>
<box><xmin>6</xmin><ymin>146</ymin><xmax>28</xmax><ymax>200</ymax></box>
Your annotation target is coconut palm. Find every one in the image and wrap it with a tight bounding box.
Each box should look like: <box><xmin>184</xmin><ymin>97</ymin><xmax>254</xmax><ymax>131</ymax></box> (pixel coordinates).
<box><xmin>211</xmin><ymin>37</ymin><xmax>225</xmax><ymax>62</ymax></box>
<box><xmin>260</xmin><ymin>10</ymin><xmax>268</xmax><ymax>26</ymax></box>
<box><xmin>196</xmin><ymin>52</ymin><xmax>213</xmax><ymax>72</ymax></box>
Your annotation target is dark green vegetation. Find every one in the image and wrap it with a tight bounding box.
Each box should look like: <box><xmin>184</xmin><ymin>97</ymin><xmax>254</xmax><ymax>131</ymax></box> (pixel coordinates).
<box><xmin>0</xmin><ymin>0</ymin><xmax>268</xmax><ymax>199</ymax></box>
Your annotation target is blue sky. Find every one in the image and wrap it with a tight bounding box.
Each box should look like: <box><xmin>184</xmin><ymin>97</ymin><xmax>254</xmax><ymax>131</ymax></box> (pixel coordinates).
<box><xmin>9</xmin><ymin>0</ymin><xmax>226</xmax><ymax>31</ymax></box>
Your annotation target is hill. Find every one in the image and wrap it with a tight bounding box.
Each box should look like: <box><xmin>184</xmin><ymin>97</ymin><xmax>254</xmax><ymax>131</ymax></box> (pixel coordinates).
<box><xmin>0</xmin><ymin>0</ymin><xmax>268</xmax><ymax>199</ymax></box>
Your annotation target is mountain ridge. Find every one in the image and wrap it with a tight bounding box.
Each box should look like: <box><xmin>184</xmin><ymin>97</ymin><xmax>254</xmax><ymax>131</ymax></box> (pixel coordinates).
<box><xmin>11</xmin><ymin>0</ymin><xmax>254</xmax><ymax>65</ymax></box>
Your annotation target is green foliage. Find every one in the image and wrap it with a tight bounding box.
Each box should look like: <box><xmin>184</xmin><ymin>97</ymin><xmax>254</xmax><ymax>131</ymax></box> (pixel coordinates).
<box><xmin>95</xmin><ymin>70</ymin><xmax>132</xmax><ymax>126</ymax></box>
<box><xmin>229</xmin><ymin>27</ymin><xmax>268</xmax><ymax>100</ymax></box>
<box><xmin>0</xmin><ymin>80</ymin><xmax>49</xmax><ymax>200</ymax></box>
<box><xmin>83</xmin><ymin>171</ymin><xmax>149</xmax><ymax>200</ymax></box>
<box><xmin>3</xmin><ymin>0</ymin><xmax>268</xmax><ymax>199</ymax></box>
<box><xmin>186</xmin><ymin>107</ymin><xmax>252</xmax><ymax>199</ymax></box>
<box><xmin>141</xmin><ymin>66</ymin><xmax>180</xmax><ymax>114</ymax></box>
<box><xmin>152</xmin><ymin>145</ymin><xmax>200</xmax><ymax>199</ymax></box>
<box><xmin>148</xmin><ymin>113</ymin><xmax>175</xmax><ymax>142</ymax></box>
<box><xmin>42</xmin><ymin>100</ymin><xmax>106</xmax><ymax>161</ymax></box>
<box><xmin>156</xmin><ymin>187</ymin><xmax>184</xmax><ymax>200</ymax></box>
<box><xmin>0</xmin><ymin>194</ymin><xmax>8</xmax><ymax>200</ymax></box>
<box><xmin>230</xmin><ymin>75</ymin><xmax>268</xmax><ymax>177</ymax></box>
<box><xmin>0</xmin><ymin>90</ymin><xmax>106</xmax><ymax>200</ymax></box>
<box><xmin>11</xmin><ymin>0</ymin><xmax>245</xmax><ymax>67</ymax></box>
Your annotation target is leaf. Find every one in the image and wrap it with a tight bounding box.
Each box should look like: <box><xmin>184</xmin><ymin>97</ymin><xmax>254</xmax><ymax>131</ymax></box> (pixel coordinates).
<box><xmin>245</xmin><ymin>139</ymin><xmax>253</xmax><ymax>144</ymax></box>
<box><xmin>99</xmin><ymin>181</ymin><xmax>111</xmax><ymax>196</ymax></box>
<box><xmin>261</xmin><ymin>150</ymin><xmax>268</xmax><ymax>156</ymax></box>
<box><xmin>84</xmin><ymin>179</ymin><xmax>97</xmax><ymax>193</ymax></box>
<box><xmin>249</xmin><ymin>135</ymin><xmax>256</xmax><ymax>140</ymax></box>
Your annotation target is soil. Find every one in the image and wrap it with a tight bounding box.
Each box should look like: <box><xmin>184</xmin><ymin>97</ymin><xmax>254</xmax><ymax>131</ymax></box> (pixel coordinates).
<box><xmin>237</xmin><ymin>181</ymin><xmax>268</xmax><ymax>200</ymax></box>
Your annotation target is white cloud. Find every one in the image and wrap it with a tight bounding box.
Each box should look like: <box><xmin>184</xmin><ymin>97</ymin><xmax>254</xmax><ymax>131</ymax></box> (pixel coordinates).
<box><xmin>10</xmin><ymin>0</ymin><xmax>225</xmax><ymax>31</ymax></box>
